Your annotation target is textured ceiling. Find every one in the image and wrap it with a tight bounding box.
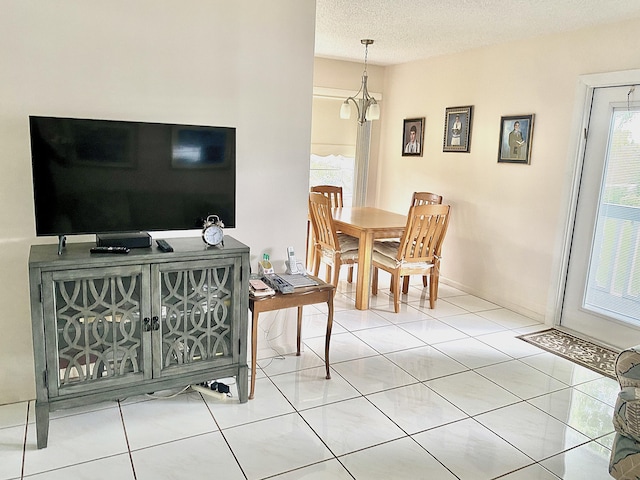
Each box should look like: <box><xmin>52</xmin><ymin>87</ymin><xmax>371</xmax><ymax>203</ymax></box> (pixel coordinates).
<box><xmin>315</xmin><ymin>0</ymin><xmax>640</xmax><ymax>66</ymax></box>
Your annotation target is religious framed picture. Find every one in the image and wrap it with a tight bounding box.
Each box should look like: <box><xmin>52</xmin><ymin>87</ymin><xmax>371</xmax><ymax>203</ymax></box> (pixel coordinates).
<box><xmin>402</xmin><ymin>118</ymin><xmax>425</xmax><ymax>156</ymax></box>
<box><xmin>497</xmin><ymin>114</ymin><xmax>535</xmax><ymax>164</ymax></box>
<box><xmin>443</xmin><ymin>106</ymin><xmax>473</xmax><ymax>153</ymax></box>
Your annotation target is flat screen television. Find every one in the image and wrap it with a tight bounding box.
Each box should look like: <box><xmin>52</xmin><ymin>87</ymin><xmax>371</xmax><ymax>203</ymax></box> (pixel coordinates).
<box><xmin>29</xmin><ymin>116</ymin><xmax>236</xmax><ymax>242</ymax></box>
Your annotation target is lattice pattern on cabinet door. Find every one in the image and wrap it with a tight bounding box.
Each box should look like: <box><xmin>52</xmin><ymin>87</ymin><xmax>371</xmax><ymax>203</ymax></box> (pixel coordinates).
<box><xmin>161</xmin><ymin>266</ymin><xmax>233</xmax><ymax>367</ymax></box>
<box><xmin>54</xmin><ymin>275</ymin><xmax>142</xmax><ymax>386</ymax></box>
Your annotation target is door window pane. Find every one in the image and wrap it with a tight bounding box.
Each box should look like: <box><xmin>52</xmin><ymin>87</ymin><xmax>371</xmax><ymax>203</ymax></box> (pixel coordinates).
<box><xmin>309</xmin><ymin>153</ymin><xmax>354</xmax><ymax>206</ymax></box>
<box><xmin>585</xmin><ymin>107</ymin><xmax>640</xmax><ymax>324</ymax></box>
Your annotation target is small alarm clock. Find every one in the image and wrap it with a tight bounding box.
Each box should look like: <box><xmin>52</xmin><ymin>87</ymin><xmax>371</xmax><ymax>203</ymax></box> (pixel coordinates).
<box><xmin>202</xmin><ymin>214</ymin><xmax>224</xmax><ymax>247</ymax></box>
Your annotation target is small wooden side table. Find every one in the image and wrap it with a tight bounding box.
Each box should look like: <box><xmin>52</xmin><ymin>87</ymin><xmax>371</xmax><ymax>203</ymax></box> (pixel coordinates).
<box><xmin>248</xmin><ymin>277</ymin><xmax>335</xmax><ymax>400</ymax></box>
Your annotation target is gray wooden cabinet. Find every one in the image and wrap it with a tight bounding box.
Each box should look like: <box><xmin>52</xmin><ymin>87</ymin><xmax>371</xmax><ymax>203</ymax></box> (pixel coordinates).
<box><xmin>28</xmin><ymin>236</ymin><xmax>249</xmax><ymax>449</ymax></box>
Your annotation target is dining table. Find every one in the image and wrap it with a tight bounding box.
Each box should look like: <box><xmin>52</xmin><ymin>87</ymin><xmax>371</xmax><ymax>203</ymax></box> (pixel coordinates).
<box><xmin>332</xmin><ymin>206</ymin><xmax>407</xmax><ymax>310</ymax></box>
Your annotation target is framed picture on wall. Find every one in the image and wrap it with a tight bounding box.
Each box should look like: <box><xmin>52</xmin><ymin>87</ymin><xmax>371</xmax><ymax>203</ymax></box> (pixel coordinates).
<box><xmin>402</xmin><ymin>118</ymin><xmax>425</xmax><ymax>156</ymax></box>
<box><xmin>498</xmin><ymin>114</ymin><xmax>535</xmax><ymax>164</ymax></box>
<box><xmin>443</xmin><ymin>106</ymin><xmax>473</xmax><ymax>153</ymax></box>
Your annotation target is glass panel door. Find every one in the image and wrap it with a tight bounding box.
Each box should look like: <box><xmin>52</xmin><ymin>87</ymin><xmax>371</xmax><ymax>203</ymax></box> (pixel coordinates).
<box><xmin>152</xmin><ymin>258</ymin><xmax>239</xmax><ymax>377</ymax></box>
<box><xmin>561</xmin><ymin>85</ymin><xmax>640</xmax><ymax>348</ymax></box>
<box><xmin>44</xmin><ymin>265</ymin><xmax>147</xmax><ymax>396</ymax></box>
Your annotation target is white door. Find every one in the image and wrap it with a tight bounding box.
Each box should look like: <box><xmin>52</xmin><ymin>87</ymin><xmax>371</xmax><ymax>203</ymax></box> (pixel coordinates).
<box><xmin>561</xmin><ymin>84</ymin><xmax>640</xmax><ymax>349</ymax></box>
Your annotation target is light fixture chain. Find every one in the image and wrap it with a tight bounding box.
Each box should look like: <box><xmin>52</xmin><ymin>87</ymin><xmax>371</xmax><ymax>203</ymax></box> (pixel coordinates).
<box><xmin>364</xmin><ymin>43</ymin><xmax>368</xmax><ymax>73</ymax></box>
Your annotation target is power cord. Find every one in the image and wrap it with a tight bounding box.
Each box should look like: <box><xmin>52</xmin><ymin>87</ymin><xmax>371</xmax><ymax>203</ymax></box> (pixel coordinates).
<box><xmin>144</xmin><ymin>385</ymin><xmax>191</xmax><ymax>399</ymax></box>
<box><xmin>258</xmin><ymin>309</ymin><xmax>287</xmax><ymax>370</ymax></box>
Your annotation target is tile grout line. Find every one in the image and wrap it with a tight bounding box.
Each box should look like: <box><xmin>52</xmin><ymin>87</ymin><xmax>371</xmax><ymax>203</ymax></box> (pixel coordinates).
<box><xmin>117</xmin><ymin>400</ymin><xmax>137</xmax><ymax>480</ymax></box>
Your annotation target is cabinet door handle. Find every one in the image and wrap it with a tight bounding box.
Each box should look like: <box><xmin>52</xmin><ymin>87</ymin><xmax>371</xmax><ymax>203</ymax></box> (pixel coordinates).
<box><xmin>152</xmin><ymin>316</ymin><xmax>160</xmax><ymax>331</ymax></box>
<box><xmin>143</xmin><ymin>317</ymin><xmax>151</xmax><ymax>332</ymax></box>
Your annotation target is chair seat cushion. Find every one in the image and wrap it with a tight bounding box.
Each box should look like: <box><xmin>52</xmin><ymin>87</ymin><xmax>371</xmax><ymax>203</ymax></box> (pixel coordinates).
<box><xmin>617</xmin><ymin>346</ymin><xmax>640</xmax><ymax>387</ymax></box>
<box><xmin>319</xmin><ymin>233</ymin><xmax>359</xmax><ymax>266</ymax></box>
<box><xmin>610</xmin><ymin>432</ymin><xmax>640</xmax><ymax>479</ymax></box>
<box><xmin>609</xmin><ymin>346</ymin><xmax>640</xmax><ymax>478</ymax></box>
<box><xmin>337</xmin><ymin>233</ymin><xmax>359</xmax><ymax>252</ymax></box>
<box><xmin>612</xmin><ymin>347</ymin><xmax>640</xmax><ymax>442</ymax></box>
<box><xmin>372</xmin><ymin>240</ymin><xmax>434</xmax><ymax>270</ymax></box>
<box><xmin>320</xmin><ymin>247</ymin><xmax>359</xmax><ymax>264</ymax></box>
<box><xmin>614</xmin><ymin>388</ymin><xmax>640</xmax><ymax>441</ymax></box>
<box><xmin>373</xmin><ymin>240</ymin><xmax>401</xmax><ymax>259</ymax></box>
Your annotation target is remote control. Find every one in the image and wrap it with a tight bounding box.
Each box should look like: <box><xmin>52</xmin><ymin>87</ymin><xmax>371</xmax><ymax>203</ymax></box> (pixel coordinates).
<box><xmin>90</xmin><ymin>246</ymin><xmax>130</xmax><ymax>254</ymax></box>
<box><xmin>156</xmin><ymin>239</ymin><xmax>174</xmax><ymax>252</ymax></box>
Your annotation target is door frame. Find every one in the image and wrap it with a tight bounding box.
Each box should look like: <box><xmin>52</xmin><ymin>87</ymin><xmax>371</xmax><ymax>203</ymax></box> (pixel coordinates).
<box><xmin>550</xmin><ymin>68</ymin><xmax>640</xmax><ymax>330</ymax></box>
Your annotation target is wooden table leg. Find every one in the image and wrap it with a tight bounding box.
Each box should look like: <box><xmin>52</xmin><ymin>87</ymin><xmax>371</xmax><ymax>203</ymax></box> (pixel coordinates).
<box><xmin>325</xmin><ymin>292</ymin><xmax>333</xmax><ymax>379</ymax></box>
<box><xmin>296</xmin><ymin>306</ymin><xmax>303</xmax><ymax>356</ymax></box>
<box><xmin>249</xmin><ymin>308</ymin><xmax>259</xmax><ymax>400</ymax></box>
<box><xmin>355</xmin><ymin>231</ymin><xmax>374</xmax><ymax>310</ymax></box>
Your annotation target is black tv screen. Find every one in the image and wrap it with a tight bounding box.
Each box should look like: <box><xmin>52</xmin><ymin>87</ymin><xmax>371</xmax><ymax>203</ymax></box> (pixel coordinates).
<box><xmin>29</xmin><ymin>116</ymin><xmax>236</xmax><ymax>237</ymax></box>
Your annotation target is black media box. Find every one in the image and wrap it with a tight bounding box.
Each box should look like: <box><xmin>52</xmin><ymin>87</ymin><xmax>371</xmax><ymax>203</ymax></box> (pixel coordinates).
<box><xmin>96</xmin><ymin>232</ymin><xmax>152</xmax><ymax>249</ymax></box>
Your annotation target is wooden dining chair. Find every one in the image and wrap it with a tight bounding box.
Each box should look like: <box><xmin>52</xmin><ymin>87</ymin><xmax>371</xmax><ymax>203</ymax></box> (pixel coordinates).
<box><xmin>411</xmin><ymin>191</ymin><xmax>443</xmax><ymax>206</ymax></box>
<box><xmin>308</xmin><ymin>192</ymin><xmax>359</xmax><ymax>289</ymax></box>
<box><xmin>372</xmin><ymin>204</ymin><xmax>450</xmax><ymax>313</ymax></box>
<box><xmin>401</xmin><ymin>192</ymin><xmax>444</xmax><ymax>293</ymax></box>
<box><xmin>308</xmin><ymin>185</ymin><xmax>355</xmax><ymax>282</ymax></box>
<box><xmin>310</xmin><ymin>185</ymin><xmax>344</xmax><ymax>208</ymax></box>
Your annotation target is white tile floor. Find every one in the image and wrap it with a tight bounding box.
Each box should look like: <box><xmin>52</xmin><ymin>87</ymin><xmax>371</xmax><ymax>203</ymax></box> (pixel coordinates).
<box><xmin>0</xmin><ymin>274</ymin><xmax>619</xmax><ymax>479</ymax></box>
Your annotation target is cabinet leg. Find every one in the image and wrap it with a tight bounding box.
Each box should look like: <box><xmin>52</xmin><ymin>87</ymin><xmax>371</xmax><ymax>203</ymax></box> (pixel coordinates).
<box><xmin>249</xmin><ymin>309</ymin><xmax>258</xmax><ymax>400</ymax></box>
<box><xmin>35</xmin><ymin>402</ymin><xmax>50</xmax><ymax>449</ymax></box>
<box><xmin>237</xmin><ymin>364</ymin><xmax>248</xmax><ymax>403</ymax></box>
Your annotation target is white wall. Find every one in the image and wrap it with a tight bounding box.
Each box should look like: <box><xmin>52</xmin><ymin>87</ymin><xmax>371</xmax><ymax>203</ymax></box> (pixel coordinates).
<box><xmin>0</xmin><ymin>0</ymin><xmax>315</xmax><ymax>404</ymax></box>
<box><xmin>375</xmin><ymin>18</ymin><xmax>640</xmax><ymax>322</ymax></box>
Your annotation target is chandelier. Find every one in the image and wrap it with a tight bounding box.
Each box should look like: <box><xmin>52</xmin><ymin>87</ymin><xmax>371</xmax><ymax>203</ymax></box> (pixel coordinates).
<box><xmin>340</xmin><ymin>39</ymin><xmax>380</xmax><ymax>125</ymax></box>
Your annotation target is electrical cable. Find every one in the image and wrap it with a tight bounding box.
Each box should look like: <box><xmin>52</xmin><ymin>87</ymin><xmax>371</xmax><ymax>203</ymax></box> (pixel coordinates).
<box><xmin>144</xmin><ymin>385</ymin><xmax>190</xmax><ymax>399</ymax></box>
<box><xmin>257</xmin><ymin>309</ymin><xmax>287</xmax><ymax>370</ymax></box>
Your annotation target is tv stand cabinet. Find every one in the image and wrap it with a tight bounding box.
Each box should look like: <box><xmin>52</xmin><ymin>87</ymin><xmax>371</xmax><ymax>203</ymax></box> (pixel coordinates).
<box><xmin>28</xmin><ymin>236</ymin><xmax>249</xmax><ymax>449</ymax></box>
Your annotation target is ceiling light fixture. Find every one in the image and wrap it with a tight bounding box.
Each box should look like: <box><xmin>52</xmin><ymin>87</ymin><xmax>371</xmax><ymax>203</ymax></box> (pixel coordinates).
<box><xmin>340</xmin><ymin>39</ymin><xmax>380</xmax><ymax>125</ymax></box>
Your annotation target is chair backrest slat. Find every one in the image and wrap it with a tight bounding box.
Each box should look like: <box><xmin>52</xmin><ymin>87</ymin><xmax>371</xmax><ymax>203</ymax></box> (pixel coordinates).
<box><xmin>411</xmin><ymin>191</ymin><xmax>443</xmax><ymax>206</ymax></box>
<box><xmin>311</xmin><ymin>185</ymin><xmax>344</xmax><ymax>208</ymax></box>
<box><xmin>309</xmin><ymin>192</ymin><xmax>340</xmax><ymax>250</ymax></box>
<box><xmin>397</xmin><ymin>204</ymin><xmax>450</xmax><ymax>264</ymax></box>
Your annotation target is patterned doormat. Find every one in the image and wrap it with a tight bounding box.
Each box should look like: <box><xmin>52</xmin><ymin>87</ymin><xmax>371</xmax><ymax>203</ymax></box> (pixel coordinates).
<box><xmin>517</xmin><ymin>328</ymin><xmax>619</xmax><ymax>380</ymax></box>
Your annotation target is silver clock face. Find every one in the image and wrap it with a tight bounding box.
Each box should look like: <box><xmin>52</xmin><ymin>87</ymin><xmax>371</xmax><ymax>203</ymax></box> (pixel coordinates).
<box><xmin>203</xmin><ymin>225</ymin><xmax>223</xmax><ymax>246</ymax></box>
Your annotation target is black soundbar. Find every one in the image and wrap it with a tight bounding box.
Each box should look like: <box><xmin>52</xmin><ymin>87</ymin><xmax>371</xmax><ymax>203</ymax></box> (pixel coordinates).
<box><xmin>96</xmin><ymin>232</ymin><xmax>152</xmax><ymax>249</ymax></box>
